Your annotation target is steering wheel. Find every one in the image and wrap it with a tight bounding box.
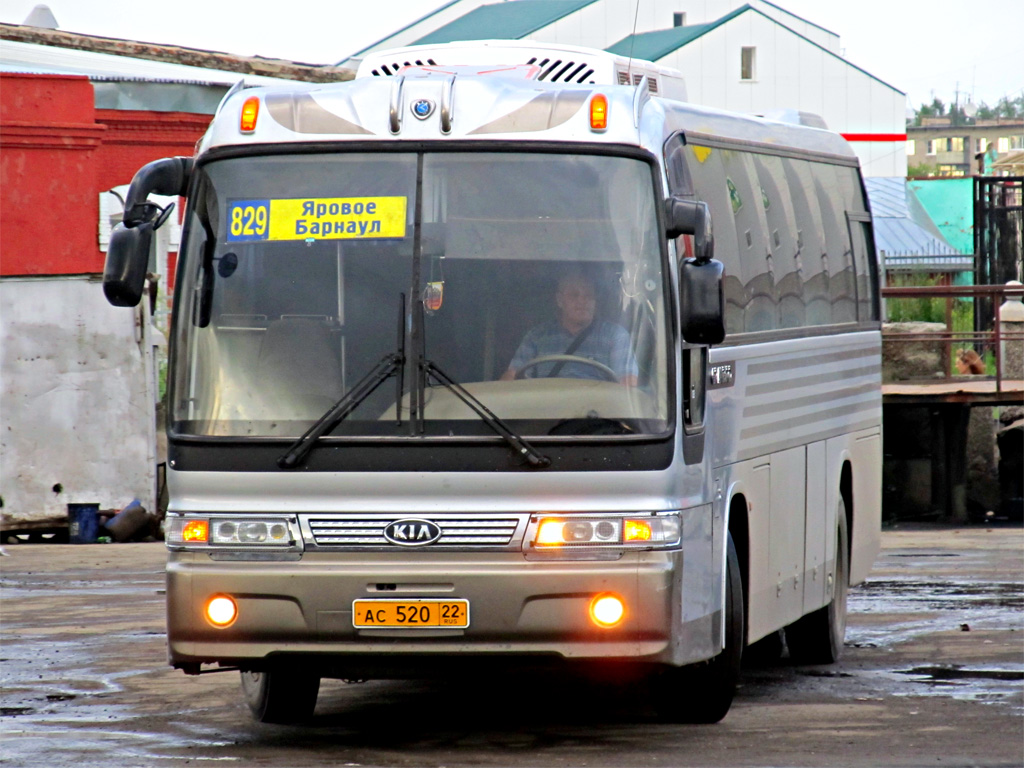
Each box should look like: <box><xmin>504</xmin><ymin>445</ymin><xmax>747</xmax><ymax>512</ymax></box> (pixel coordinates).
<box><xmin>514</xmin><ymin>355</ymin><xmax>618</xmax><ymax>382</ymax></box>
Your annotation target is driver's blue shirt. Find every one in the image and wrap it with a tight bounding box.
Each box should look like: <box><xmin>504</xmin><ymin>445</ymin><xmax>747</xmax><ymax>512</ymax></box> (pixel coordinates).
<box><xmin>508</xmin><ymin>321</ymin><xmax>638</xmax><ymax>380</ymax></box>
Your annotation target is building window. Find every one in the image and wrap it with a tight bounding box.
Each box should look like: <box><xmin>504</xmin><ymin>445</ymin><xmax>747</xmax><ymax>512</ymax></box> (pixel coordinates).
<box><xmin>906</xmin><ymin>139</ymin><xmax>916</xmax><ymax>155</ymax></box>
<box><xmin>950</xmin><ymin>137</ymin><xmax>965</xmax><ymax>152</ymax></box>
<box><xmin>673</xmin><ymin>12</ymin><xmax>686</xmax><ymax>26</ymax></box>
<box><xmin>1011</xmin><ymin>135</ymin><xmax>1024</xmax><ymax>150</ymax></box>
<box><xmin>937</xmin><ymin>165</ymin><xmax>966</xmax><ymax>177</ymax></box>
<box><xmin>927</xmin><ymin>140</ymin><xmax>938</xmax><ymax>155</ymax></box>
<box><xmin>741</xmin><ymin>47</ymin><xmax>756</xmax><ymax>80</ymax></box>
<box><xmin>997</xmin><ymin>137</ymin><xmax>1009</xmax><ymax>152</ymax></box>
<box><xmin>977</xmin><ymin>138</ymin><xmax>987</xmax><ymax>153</ymax></box>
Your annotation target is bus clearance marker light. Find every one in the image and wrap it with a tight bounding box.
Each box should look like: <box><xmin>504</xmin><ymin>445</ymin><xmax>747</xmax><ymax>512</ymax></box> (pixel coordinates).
<box><xmin>240</xmin><ymin>96</ymin><xmax>260</xmax><ymax>133</ymax></box>
<box><xmin>590</xmin><ymin>94</ymin><xmax>608</xmax><ymax>132</ymax></box>
<box><xmin>182</xmin><ymin>519</ymin><xmax>209</xmax><ymax>543</ymax></box>
<box><xmin>589</xmin><ymin>594</ymin><xmax>625</xmax><ymax>628</ymax></box>
<box><xmin>206</xmin><ymin>595</ymin><xmax>238</xmax><ymax>627</ymax></box>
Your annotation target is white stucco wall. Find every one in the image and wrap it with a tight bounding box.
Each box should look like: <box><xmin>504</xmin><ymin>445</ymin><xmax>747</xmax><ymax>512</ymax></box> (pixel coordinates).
<box><xmin>529</xmin><ymin>0</ymin><xmax>839</xmax><ymax>52</ymax></box>
<box><xmin>658</xmin><ymin>13</ymin><xmax>906</xmax><ymax>176</ymax></box>
<box><xmin>0</xmin><ymin>276</ymin><xmax>157</xmax><ymax>526</ymax></box>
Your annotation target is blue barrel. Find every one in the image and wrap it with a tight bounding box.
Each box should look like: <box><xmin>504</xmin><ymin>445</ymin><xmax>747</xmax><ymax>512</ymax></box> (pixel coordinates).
<box><xmin>68</xmin><ymin>503</ymin><xmax>100</xmax><ymax>544</ymax></box>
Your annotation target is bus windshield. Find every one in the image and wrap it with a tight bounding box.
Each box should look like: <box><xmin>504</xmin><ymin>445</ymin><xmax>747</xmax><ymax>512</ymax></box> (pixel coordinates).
<box><xmin>171</xmin><ymin>150</ymin><xmax>672</xmax><ymax>439</ymax></box>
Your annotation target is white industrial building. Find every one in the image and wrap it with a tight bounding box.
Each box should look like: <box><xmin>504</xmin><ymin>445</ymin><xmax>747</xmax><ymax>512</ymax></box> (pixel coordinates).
<box><xmin>341</xmin><ymin>0</ymin><xmax>907</xmax><ymax>177</ymax></box>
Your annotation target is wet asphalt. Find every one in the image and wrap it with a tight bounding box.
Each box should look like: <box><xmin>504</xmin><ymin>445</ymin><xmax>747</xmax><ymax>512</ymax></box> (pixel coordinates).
<box><xmin>0</xmin><ymin>524</ymin><xmax>1021</xmax><ymax>768</ymax></box>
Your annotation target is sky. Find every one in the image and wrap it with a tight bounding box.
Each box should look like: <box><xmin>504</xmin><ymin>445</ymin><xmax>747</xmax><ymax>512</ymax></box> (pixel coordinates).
<box><xmin>2</xmin><ymin>0</ymin><xmax>1022</xmax><ymax>111</ymax></box>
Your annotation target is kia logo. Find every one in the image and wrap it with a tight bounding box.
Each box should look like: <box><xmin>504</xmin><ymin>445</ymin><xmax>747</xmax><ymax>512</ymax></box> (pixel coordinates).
<box><xmin>384</xmin><ymin>519</ymin><xmax>442</xmax><ymax>546</ymax></box>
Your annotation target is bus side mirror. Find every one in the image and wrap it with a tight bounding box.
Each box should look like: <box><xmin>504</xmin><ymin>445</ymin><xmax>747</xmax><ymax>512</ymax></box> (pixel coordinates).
<box><xmin>103</xmin><ymin>156</ymin><xmax>192</xmax><ymax>307</ymax></box>
<box><xmin>665</xmin><ymin>197</ymin><xmax>714</xmax><ymax>263</ymax></box>
<box><xmin>680</xmin><ymin>257</ymin><xmax>725</xmax><ymax>345</ymax></box>
<box><xmin>104</xmin><ymin>221</ymin><xmax>154</xmax><ymax>307</ymax></box>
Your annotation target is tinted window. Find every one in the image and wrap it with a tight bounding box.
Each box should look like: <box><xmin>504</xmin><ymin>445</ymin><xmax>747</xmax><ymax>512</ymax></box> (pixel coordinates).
<box><xmin>835</xmin><ymin>166</ymin><xmax>878</xmax><ymax>321</ymax></box>
<box><xmin>685</xmin><ymin>144</ymin><xmax>744</xmax><ymax>335</ymax></box>
<box><xmin>751</xmin><ymin>154</ymin><xmax>803</xmax><ymax>329</ymax></box>
<box><xmin>811</xmin><ymin>163</ymin><xmax>857</xmax><ymax>323</ymax></box>
<box><xmin>721</xmin><ymin>149</ymin><xmax>775</xmax><ymax>332</ymax></box>
<box><xmin>782</xmin><ymin>158</ymin><xmax>830</xmax><ymax>326</ymax></box>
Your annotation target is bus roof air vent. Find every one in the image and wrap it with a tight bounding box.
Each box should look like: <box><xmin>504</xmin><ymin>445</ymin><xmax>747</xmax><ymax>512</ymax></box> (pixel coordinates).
<box><xmin>372</xmin><ymin>58</ymin><xmax>439</xmax><ymax>76</ymax></box>
<box><xmin>355</xmin><ymin>41</ymin><xmax>686</xmax><ymax>101</ymax></box>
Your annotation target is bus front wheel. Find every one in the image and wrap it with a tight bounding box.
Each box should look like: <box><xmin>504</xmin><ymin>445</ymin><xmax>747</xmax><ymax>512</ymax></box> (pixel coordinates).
<box><xmin>240</xmin><ymin>669</ymin><xmax>320</xmax><ymax>724</ymax></box>
<box><xmin>786</xmin><ymin>502</ymin><xmax>849</xmax><ymax>664</ymax></box>
<box><xmin>653</xmin><ymin>532</ymin><xmax>744</xmax><ymax>723</ymax></box>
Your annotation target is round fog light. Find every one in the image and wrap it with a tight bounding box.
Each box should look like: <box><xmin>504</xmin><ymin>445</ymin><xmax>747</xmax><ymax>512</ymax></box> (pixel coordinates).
<box><xmin>206</xmin><ymin>595</ymin><xmax>237</xmax><ymax>627</ymax></box>
<box><xmin>589</xmin><ymin>593</ymin><xmax>625</xmax><ymax>628</ymax></box>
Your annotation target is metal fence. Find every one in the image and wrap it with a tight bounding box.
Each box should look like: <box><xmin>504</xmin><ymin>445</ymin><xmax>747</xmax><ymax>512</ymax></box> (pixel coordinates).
<box><xmin>882</xmin><ymin>283</ymin><xmax>1024</xmax><ymax>393</ymax></box>
<box><xmin>974</xmin><ymin>176</ymin><xmax>1023</xmax><ymax>331</ymax></box>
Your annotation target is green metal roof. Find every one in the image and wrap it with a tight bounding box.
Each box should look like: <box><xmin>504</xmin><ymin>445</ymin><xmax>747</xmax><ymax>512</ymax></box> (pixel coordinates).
<box><xmin>413</xmin><ymin>0</ymin><xmax>598</xmax><ymax>45</ymax></box>
<box><xmin>605</xmin><ymin>5</ymin><xmax>750</xmax><ymax>61</ymax></box>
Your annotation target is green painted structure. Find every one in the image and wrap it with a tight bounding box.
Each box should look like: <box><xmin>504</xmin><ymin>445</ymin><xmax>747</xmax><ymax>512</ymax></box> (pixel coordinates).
<box><xmin>414</xmin><ymin>0</ymin><xmax>597</xmax><ymax>45</ymax></box>
<box><xmin>908</xmin><ymin>178</ymin><xmax>974</xmax><ymax>257</ymax></box>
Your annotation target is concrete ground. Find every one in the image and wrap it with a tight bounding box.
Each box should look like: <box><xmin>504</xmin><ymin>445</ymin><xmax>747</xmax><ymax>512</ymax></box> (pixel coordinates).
<box><xmin>1</xmin><ymin>525</ymin><xmax>1021</xmax><ymax>768</ymax></box>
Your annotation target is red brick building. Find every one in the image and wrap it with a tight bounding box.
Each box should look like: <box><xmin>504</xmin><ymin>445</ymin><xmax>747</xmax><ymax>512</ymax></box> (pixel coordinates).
<box><xmin>1</xmin><ymin>72</ymin><xmax>209</xmax><ymax>280</ymax></box>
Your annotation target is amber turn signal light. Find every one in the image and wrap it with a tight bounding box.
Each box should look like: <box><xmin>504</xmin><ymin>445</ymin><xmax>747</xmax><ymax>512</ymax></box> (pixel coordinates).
<box><xmin>182</xmin><ymin>519</ymin><xmax>209</xmax><ymax>543</ymax></box>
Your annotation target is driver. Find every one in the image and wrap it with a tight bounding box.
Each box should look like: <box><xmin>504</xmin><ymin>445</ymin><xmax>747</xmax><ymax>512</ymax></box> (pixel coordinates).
<box><xmin>500</xmin><ymin>271</ymin><xmax>638</xmax><ymax>385</ymax></box>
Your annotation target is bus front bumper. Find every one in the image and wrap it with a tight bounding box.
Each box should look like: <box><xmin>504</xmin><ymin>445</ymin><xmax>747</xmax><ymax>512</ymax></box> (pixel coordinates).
<box><xmin>166</xmin><ymin>549</ymin><xmax>683</xmax><ymax>673</ymax></box>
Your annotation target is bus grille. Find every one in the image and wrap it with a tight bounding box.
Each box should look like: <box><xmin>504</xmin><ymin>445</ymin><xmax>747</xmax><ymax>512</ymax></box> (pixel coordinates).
<box><xmin>306</xmin><ymin>517</ymin><xmax>520</xmax><ymax>547</ymax></box>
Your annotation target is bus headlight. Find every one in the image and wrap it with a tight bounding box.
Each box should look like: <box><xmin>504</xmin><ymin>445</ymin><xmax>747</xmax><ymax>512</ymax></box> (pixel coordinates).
<box><xmin>212</xmin><ymin>519</ymin><xmax>292</xmax><ymax>545</ymax></box>
<box><xmin>166</xmin><ymin>516</ymin><xmax>298</xmax><ymax>549</ymax></box>
<box><xmin>529</xmin><ymin>512</ymin><xmax>680</xmax><ymax>549</ymax></box>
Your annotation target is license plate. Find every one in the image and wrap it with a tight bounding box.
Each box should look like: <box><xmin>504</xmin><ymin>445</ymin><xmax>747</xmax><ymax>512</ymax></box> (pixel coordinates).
<box><xmin>352</xmin><ymin>599</ymin><xmax>470</xmax><ymax>629</ymax></box>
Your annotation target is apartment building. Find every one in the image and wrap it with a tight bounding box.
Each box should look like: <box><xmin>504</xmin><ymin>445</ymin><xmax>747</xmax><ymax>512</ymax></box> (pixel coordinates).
<box><xmin>907</xmin><ymin>118</ymin><xmax>1024</xmax><ymax>177</ymax></box>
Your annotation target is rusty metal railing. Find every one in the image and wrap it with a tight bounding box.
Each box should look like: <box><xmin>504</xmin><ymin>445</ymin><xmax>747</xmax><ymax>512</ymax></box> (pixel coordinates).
<box><xmin>881</xmin><ymin>283</ymin><xmax>1024</xmax><ymax>393</ymax></box>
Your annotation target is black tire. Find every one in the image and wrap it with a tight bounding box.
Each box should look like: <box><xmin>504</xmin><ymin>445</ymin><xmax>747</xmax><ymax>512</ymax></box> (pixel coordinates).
<box><xmin>240</xmin><ymin>669</ymin><xmax>320</xmax><ymax>724</ymax></box>
<box><xmin>786</xmin><ymin>501</ymin><xmax>849</xmax><ymax>664</ymax></box>
<box><xmin>653</xmin><ymin>533</ymin><xmax>744</xmax><ymax>723</ymax></box>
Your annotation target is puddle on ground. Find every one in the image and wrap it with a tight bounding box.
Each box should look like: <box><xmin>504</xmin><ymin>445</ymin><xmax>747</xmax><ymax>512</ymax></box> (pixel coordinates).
<box><xmin>847</xmin><ymin>576</ymin><xmax>1023</xmax><ymax>647</ymax></box>
<box><xmin>866</xmin><ymin>664</ymin><xmax>1024</xmax><ymax>711</ymax></box>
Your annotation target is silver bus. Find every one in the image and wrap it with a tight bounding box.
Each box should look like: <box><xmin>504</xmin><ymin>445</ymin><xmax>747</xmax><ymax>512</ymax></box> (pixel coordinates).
<box><xmin>104</xmin><ymin>44</ymin><xmax>881</xmax><ymax>724</ymax></box>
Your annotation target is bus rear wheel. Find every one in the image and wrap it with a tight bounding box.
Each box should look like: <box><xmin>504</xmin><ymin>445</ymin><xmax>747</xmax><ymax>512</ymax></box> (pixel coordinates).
<box><xmin>653</xmin><ymin>533</ymin><xmax>744</xmax><ymax>723</ymax></box>
<box><xmin>786</xmin><ymin>502</ymin><xmax>849</xmax><ymax>664</ymax></box>
<box><xmin>240</xmin><ymin>669</ymin><xmax>320</xmax><ymax>724</ymax></box>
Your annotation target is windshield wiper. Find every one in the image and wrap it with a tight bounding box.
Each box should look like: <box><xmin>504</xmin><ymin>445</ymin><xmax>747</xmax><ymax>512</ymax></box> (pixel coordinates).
<box><xmin>277</xmin><ymin>352</ymin><xmax>403</xmax><ymax>469</ymax></box>
<box><xmin>279</xmin><ymin>296</ymin><xmax>406</xmax><ymax>469</ymax></box>
<box><xmin>420</xmin><ymin>359</ymin><xmax>550</xmax><ymax>469</ymax></box>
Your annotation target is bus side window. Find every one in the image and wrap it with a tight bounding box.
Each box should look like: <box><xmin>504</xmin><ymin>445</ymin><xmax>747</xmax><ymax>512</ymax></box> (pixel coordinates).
<box><xmin>782</xmin><ymin>159</ymin><xmax>829</xmax><ymax>326</ymax></box>
<box><xmin>847</xmin><ymin>215</ymin><xmax>877</xmax><ymax>322</ymax></box>
<box><xmin>664</xmin><ymin>134</ymin><xmax>694</xmax><ymax>196</ymax></box>
<box><xmin>721</xmin><ymin>149</ymin><xmax>775</xmax><ymax>332</ymax></box>
<box><xmin>835</xmin><ymin>166</ymin><xmax>879</xmax><ymax>322</ymax></box>
<box><xmin>663</xmin><ymin>134</ymin><xmax>696</xmax><ymax>263</ymax></box>
<box><xmin>685</xmin><ymin>144</ymin><xmax>743</xmax><ymax>336</ymax></box>
<box><xmin>752</xmin><ymin>154</ymin><xmax>803</xmax><ymax>329</ymax></box>
<box><xmin>811</xmin><ymin>163</ymin><xmax>857</xmax><ymax>324</ymax></box>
